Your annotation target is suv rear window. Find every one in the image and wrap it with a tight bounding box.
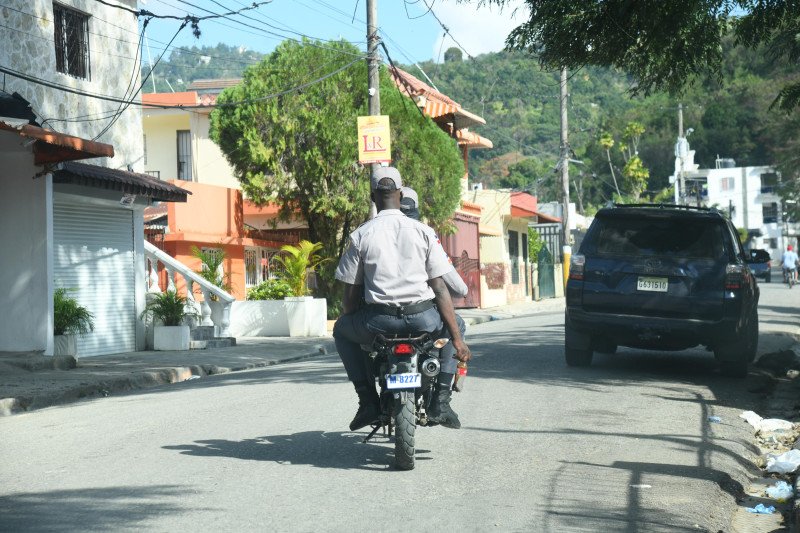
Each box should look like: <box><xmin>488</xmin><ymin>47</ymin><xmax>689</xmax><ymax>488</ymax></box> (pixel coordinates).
<box><xmin>591</xmin><ymin>216</ymin><xmax>727</xmax><ymax>259</ymax></box>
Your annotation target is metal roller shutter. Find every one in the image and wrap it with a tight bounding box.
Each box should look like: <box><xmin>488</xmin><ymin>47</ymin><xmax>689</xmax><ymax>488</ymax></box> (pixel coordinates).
<box><xmin>53</xmin><ymin>201</ymin><xmax>136</xmax><ymax>356</ymax></box>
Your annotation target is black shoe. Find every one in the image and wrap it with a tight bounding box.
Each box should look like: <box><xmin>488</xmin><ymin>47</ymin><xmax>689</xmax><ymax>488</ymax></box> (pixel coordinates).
<box><xmin>349</xmin><ymin>383</ymin><xmax>380</xmax><ymax>431</ymax></box>
<box><xmin>428</xmin><ymin>387</ymin><xmax>461</xmax><ymax>429</ymax></box>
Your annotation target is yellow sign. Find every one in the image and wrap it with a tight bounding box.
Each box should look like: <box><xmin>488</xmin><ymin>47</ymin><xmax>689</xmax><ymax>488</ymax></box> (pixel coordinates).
<box><xmin>357</xmin><ymin>115</ymin><xmax>391</xmax><ymax>164</ymax></box>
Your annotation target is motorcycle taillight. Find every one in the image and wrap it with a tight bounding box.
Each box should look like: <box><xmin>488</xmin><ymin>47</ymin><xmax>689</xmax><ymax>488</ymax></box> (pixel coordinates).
<box><xmin>393</xmin><ymin>343</ymin><xmax>414</xmax><ymax>355</ymax></box>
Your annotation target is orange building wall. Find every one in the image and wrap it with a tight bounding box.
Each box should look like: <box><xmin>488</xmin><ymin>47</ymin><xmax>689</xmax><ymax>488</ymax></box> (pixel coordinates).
<box><xmin>161</xmin><ymin>240</ymin><xmax>247</xmax><ymax>300</ymax></box>
<box><xmin>167</xmin><ymin>180</ymin><xmax>244</xmax><ymax>238</ymax></box>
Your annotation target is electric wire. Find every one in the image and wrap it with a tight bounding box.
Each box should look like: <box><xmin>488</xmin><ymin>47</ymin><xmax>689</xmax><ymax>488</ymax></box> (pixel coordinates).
<box><xmin>95</xmin><ymin>18</ymin><xmax>185</xmax><ymax>140</ymax></box>
<box><xmin>0</xmin><ymin>55</ymin><xmax>364</xmax><ymax>110</ymax></box>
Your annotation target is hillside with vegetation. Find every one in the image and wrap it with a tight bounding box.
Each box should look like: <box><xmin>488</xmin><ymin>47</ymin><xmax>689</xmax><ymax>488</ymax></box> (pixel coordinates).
<box><xmin>148</xmin><ymin>38</ymin><xmax>800</xmax><ymax>214</ymax></box>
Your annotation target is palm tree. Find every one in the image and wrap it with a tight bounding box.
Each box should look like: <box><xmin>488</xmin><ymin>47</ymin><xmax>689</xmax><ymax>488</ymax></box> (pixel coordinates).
<box><xmin>275</xmin><ymin>240</ymin><xmax>327</xmax><ymax>296</ymax></box>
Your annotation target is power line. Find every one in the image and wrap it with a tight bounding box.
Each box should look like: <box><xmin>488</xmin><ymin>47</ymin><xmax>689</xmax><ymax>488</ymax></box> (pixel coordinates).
<box><xmin>95</xmin><ymin>18</ymin><xmax>187</xmax><ymax>140</ymax></box>
<box><xmin>0</xmin><ymin>55</ymin><xmax>364</xmax><ymax>111</ymax></box>
<box><xmin>94</xmin><ymin>0</ymin><xmax>271</xmax><ymax>25</ymax></box>
<box><xmin>165</xmin><ymin>0</ymin><xmax>365</xmax><ymax>56</ymax></box>
<box><xmin>2</xmin><ymin>2</ymin><xmax>265</xmax><ymax>69</ymax></box>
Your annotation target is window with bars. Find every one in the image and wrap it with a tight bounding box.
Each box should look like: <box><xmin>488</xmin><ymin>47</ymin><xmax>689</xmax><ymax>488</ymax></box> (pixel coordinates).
<box><xmin>53</xmin><ymin>3</ymin><xmax>90</xmax><ymax>80</ymax></box>
<box><xmin>720</xmin><ymin>177</ymin><xmax>735</xmax><ymax>191</ymax></box>
<box><xmin>177</xmin><ymin>130</ymin><xmax>193</xmax><ymax>181</ymax></box>
<box><xmin>762</xmin><ymin>202</ymin><xmax>778</xmax><ymax>224</ymax></box>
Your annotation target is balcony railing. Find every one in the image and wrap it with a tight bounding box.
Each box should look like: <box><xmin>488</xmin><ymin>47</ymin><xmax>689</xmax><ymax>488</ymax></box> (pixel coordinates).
<box><xmin>143</xmin><ymin>241</ymin><xmax>235</xmax><ymax>336</ymax></box>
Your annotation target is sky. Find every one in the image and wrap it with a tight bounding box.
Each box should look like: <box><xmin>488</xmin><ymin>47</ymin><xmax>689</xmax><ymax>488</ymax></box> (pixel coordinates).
<box><xmin>140</xmin><ymin>0</ymin><xmax>529</xmax><ymax>66</ymax></box>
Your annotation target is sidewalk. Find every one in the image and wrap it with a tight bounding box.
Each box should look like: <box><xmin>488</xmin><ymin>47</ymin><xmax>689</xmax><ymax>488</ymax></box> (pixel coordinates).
<box><xmin>0</xmin><ymin>298</ymin><xmax>566</xmax><ymax>416</ymax></box>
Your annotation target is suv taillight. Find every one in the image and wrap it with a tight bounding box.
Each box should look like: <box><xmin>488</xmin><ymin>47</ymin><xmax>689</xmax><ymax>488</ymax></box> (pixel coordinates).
<box><xmin>725</xmin><ymin>264</ymin><xmax>744</xmax><ymax>290</ymax></box>
<box><xmin>569</xmin><ymin>254</ymin><xmax>585</xmax><ymax>280</ymax></box>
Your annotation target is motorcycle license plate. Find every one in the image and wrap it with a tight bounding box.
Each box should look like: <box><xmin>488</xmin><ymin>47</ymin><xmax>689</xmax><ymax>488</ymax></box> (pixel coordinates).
<box><xmin>637</xmin><ymin>276</ymin><xmax>668</xmax><ymax>292</ymax></box>
<box><xmin>386</xmin><ymin>373</ymin><xmax>421</xmax><ymax>389</ymax></box>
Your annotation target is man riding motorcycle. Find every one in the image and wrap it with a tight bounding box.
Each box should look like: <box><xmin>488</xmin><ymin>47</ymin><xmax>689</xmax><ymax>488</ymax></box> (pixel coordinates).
<box><xmin>400</xmin><ymin>186</ymin><xmax>469</xmax><ymax>426</ymax></box>
<box><xmin>333</xmin><ymin>167</ymin><xmax>471</xmax><ymax>432</ymax></box>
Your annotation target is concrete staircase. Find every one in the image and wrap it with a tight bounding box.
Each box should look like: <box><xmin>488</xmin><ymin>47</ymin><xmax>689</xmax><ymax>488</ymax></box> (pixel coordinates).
<box><xmin>189</xmin><ymin>326</ymin><xmax>236</xmax><ymax>350</ymax></box>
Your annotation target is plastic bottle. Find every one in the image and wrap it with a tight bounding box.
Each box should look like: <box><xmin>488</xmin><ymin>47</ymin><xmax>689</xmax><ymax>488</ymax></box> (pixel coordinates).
<box><xmin>452</xmin><ymin>361</ymin><xmax>468</xmax><ymax>392</ymax></box>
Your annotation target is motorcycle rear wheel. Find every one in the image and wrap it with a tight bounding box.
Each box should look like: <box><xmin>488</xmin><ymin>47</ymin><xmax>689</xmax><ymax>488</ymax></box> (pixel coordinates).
<box><xmin>393</xmin><ymin>395</ymin><xmax>416</xmax><ymax>471</ymax></box>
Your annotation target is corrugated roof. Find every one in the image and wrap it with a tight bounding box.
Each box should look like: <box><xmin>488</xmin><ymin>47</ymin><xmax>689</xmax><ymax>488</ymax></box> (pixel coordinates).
<box><xmin>186</xmin><ymin>79</ymin><xmax>241</xmax><ymax>91</ymax></box>
<box><xmin>53</xmin><ymin>161</ymin><xmax>190</xmax><ymax>202</ymax></box>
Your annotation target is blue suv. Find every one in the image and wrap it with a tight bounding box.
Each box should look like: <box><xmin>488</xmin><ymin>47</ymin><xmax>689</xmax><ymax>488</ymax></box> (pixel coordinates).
<box><xmin>565</xmin><ymin>205</ymin><xmax>760</xmax><ymax>377</ymax></box>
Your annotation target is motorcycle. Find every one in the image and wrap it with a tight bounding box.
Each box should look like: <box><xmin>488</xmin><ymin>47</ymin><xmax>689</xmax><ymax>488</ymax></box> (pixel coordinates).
<box><xmin>362</xmin><ymin>333</ymin><xmax>450</xmax><ymax>471</ymax></box>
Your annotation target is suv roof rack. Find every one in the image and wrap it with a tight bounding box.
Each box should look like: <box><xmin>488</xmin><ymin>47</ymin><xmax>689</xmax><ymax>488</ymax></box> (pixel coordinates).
<box><xmin>613</xmin><ymin>203</ymin><xmax>719</xmax><ymax>213</ymax></box>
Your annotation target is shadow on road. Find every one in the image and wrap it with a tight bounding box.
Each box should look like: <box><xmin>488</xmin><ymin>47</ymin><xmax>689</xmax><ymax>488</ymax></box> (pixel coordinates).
<box><xmin>0</xmin><ymin>485</ymin><xmax>192</xmax><ymax>531</ymax></box>
<box><xmin>162</xmin><ymin>431</ymin><xmax>425</xmax><ymax>471</ymax></box>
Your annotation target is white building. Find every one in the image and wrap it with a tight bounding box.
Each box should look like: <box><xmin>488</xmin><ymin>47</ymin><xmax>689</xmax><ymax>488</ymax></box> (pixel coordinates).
<box><xmin>0</xmin><ymin>1</ymin><xmax>188</xmax><ymax>356</ymax></box>
<box><xmin>684</xmin><ymin>159</ymin><xmax>796</xmax><ymax>260</ymax></box>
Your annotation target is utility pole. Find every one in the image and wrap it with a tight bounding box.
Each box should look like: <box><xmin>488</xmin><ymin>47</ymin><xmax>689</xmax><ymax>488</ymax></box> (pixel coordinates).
<box><xmin>677</xmin><ymin>103</ymin><xmax>685</xmax><ymax>204</ymax></box>
<box><xmin>559</xmin><ymin>67</ymin><xmax>571</xmax><ymax>286</ymax></box>
<box><xmin>366</xmin><ymin>0</ymin><xmax>380</xmax><ymax>218</ymax></box>
<box><xmin>559</xmin><ymin>69</ymin><xmax>570</xmax><ymax>244</ymax></box>
<box><xmin>366</xmin><ymin>0</ymin><xmax>380</xmax><ymax>142</ymax></box>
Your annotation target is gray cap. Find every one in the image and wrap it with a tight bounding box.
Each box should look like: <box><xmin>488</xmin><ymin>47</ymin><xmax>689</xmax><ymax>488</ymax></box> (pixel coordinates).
<box><xmin>371</xmin><ymin>166</ymin><xmax>403</xmax><ymax>191</ymax></box>
<box><xmin>400</xmin><ymin>187</ymin><xmax>418</xmax><ymax>209</ymax></box>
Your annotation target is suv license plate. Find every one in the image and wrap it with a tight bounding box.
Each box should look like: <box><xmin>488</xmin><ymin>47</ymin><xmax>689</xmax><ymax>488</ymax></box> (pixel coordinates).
<box><xmin>386</xmin><ymin>373</ymin><xmax>421</xmax><ymax>389</ymax></box>
<box><xmin>637</xmin><ymin>276</ymin><xmax>668</xmax><ymax>292</ymax></box>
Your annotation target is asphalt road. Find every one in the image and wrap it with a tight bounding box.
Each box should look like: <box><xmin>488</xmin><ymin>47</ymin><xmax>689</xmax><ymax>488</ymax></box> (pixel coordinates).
<box><xmin>1</xmin><ymin>281</ymin><xmax>798</xmax><ymax>532</ymax></box>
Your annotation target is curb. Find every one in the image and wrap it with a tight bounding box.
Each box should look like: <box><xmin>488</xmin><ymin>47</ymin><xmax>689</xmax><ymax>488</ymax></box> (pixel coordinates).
<box><xmin>0</xmin><ymin>345</ymin><xmax>329</xmax><ymax>416</ymax></box>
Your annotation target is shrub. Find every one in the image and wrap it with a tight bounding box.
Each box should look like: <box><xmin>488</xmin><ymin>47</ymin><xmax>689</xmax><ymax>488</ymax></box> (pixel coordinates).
<box><xmin>53</xmin><ymin>288</ymin><xmax>94</xmax><ymax>336</ymax></box>
<box><xmin>247</xmin><ymin>279</ymin><xmax>295</xmax><ymax>300</ymax></box>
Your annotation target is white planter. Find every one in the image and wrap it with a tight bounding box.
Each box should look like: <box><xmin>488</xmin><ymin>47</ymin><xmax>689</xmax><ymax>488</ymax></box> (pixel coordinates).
<box><xmin>53</xmin><ymin>334</ymin><xmax>77</xmax><ymax>357</ymax></box>
<box><xmin>229</xmin><ymin>298</ymin><xmax>327</xmax><ymax>337</ymax></box>
<box><xmin>285</xmin><ymin>296</ymin><xmax>327</xmax><ymax>337</ymax></box>
<box><xmin>153</xmin><ymin>325</ymin><xmax>191</xmax><ymax>351</ymax></box>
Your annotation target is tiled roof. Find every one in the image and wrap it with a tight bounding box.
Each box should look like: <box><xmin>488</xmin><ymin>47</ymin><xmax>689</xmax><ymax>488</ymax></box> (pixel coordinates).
<box><xmin>53</xmin><ymin>161</ymin><xmax>190</xmax><ymax>202</ymax></box>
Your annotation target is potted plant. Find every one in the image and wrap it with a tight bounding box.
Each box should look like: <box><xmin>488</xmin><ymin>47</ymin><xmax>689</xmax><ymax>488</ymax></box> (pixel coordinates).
<box><xmin>53</xmin><ymin>288</ymin><xmax>94</xmax><ymax>357</ymax></box>
<box><xmin>141</xmin><ymin>290</ymin><xmax>198</xmax><ymax>350</ymax></box>
<box><xmin>191</xmin><ymin>245</ymin><xmax>232</xmax><ymax>326</ymax></box>
<box><xmin>230</xmin><ymin>279</ymin><xmax>295</xmax><ymax>337</ymax></box>
<box><xmin>276</xmin><ymin>241</ymin><xmax>328</xmax><ymax>337</ymax></box>
<box><xmin>275</xmin><ymin>240</ymin><xmax>326</xmax><ymax>297</ymax></box>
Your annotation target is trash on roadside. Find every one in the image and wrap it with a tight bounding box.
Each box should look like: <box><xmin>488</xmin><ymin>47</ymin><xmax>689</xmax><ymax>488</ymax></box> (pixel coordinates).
<box><xmin>745</xmin><ymin>503</ymin><xmax>776</xmax><ymax>514</ymax></box>
<box><xmin>708</xmin><ymin>416</ymin><xmax>722</xmax><ymax>423</ymax></box>
<box><xmin>765</xmin><ymin>480</ymin><xmax>794</xmax><ymax>502</ymax></box>
<box><xmin>766</xmin><ymin>449</ymin><xmax>800</xmax><ymax>474</ymax></box>
<box><xmin>739</xmin><ymin>411</ymin><xmax>794</xmax><ymax>433</ymax></box>
<box><xmin>186</xmin><ymin>375</ymin><xmax>201</xmax><ymax>380</ymax></box>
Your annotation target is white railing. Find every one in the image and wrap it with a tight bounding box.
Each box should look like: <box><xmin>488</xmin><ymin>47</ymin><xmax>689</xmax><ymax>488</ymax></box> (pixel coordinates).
<box><xmin>143</xmin><ymin>241</ymin><xmax>235</xmax><ymax>337</ymax></box>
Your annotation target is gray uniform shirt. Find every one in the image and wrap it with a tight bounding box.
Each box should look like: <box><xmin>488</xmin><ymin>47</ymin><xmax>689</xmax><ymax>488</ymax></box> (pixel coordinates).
<box><xmin>335</xmin><ymin>209</ymin><xmax>452</xmax><ymax>305</ymax></box>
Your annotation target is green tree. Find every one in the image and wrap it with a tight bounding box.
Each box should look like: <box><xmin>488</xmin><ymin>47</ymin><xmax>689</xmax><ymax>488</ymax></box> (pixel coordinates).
<box><xmin>444</xmin><ymin>47</ymin><xmax>463</xmax><ymax>63</ymax></box>
<box><xmin>484</xmin><ymin>1</ymin><xmax>800</xmax><ymax>111</ymax></box>
<box><xmin>621</xmin><ymin>156</ymin><xmax>650</xmax><ymax>201</ymax></box>
<box><xmin>210</xmin><ymin>40</ymin><xmax>463</xmax><ymax>299</ymax></box>
<box><xmin>598</xmin><ymin>132</ymin><xmax>620</xmax><ymax>196</ymax></box>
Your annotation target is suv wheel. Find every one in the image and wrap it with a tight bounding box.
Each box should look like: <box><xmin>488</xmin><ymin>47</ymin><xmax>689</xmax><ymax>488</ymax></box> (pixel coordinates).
<box><xmin>715</xmin><ymin>311</ymin><xmax>758</xmax><ymax>378</ymax></box>
<box><xmin>565</xmin><ymin>346</ymin><xmax>593</xmax><ymax>367</ymax></box>
<box><xmin>565</xmin><ymin>318</ymin><xmax>594</xmax><ymax>367</ymax></box>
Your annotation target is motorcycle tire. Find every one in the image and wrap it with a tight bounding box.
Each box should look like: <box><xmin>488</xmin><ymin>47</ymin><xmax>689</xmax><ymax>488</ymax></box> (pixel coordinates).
<box><xmin>393</xmin><ymin>394</ymin><xmax>416</xmax><ymax>471</ymax></box>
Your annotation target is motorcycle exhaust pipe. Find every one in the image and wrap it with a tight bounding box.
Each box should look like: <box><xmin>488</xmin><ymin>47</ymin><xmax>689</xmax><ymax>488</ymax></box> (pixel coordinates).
<box><xmin>421</xmin><ymin>357</ymin><xmax>440</xmax><ymax>378</ymax></box>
